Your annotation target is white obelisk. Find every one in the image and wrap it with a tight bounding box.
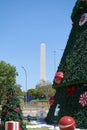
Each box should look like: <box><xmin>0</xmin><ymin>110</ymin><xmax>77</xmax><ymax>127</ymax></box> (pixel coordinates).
<box><xmin>40</xmin><ymin>43</ymin><xmax>46</xmax><ymax>82</ymax></box>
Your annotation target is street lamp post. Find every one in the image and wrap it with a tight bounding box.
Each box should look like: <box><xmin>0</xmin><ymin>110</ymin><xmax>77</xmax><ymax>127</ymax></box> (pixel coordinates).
<box><xmin>22</xmin><ymin>66</ymin><xmax>27</xmax><ymax>107</ymax></box>
<box><xmin>53</xmin><ymin>49</ymin><xmax>64</xmax><ymax>73</ymax></box>
<box><xmin>53</xmin><ymin>50</ymin><xmax>57</xmax><ymax>73</ymax></box>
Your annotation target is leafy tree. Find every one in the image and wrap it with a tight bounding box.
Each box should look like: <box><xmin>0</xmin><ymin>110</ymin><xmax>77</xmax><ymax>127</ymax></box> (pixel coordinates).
<box><xmin>37</xmin><ymin>85</ymin><xmax>56</xmax><ymax>99</ymax></box>
<box><xmin>0</xmin><ymin>61</ymin><xmax>18</xmax><ymax>101</ymax></box>
<box><xmin>14</xmin><ymin>84</ymin><xmax>24</xmax><ymax>96</ymax></box>
<box><xmin>27</xmin><ymin>88</ymin><xmax>38</xmax><ymax>99</ymax></box>
<box><xmin>27</xmin><ymin>84</ymin><xmax>55</xmax><ymax>99</ymax></box>
<box><xmin>36</xmin><ymin>80</ymin><xmax>52</xmax><ymax>88</ymax></box>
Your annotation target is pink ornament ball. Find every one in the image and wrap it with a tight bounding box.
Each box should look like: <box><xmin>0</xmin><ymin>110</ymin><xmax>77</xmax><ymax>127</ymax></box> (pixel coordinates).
<box><xmin>54</xmin><ymin>71</ymin><xmax>64</xmax><ymax>84</ymax></box>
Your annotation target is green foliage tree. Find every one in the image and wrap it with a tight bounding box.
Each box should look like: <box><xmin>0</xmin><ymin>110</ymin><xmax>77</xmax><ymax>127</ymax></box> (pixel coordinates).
<box><xmin>0</xmin><ymin>61</ymin><xmax>18</xmax><ymax>101</ymax></box>
<box><xmin>46</xmin><ymin>0</ymin><xmax>87</xmax><ymax>129</ymax></box>
<box><xmin>1</xmin><ymin>86</ymin><xmax>27</xmax><ymax>130</ymax></box>
<box><xmin>37</xmin><ymin>85</ymin><xmax>56</xmax><ymax>99</ymax></box>
<box><xmin>27</xmin><ymin>88</ymin><xmax>38</xmax><ymax>99</ymax></box>
<box><xmin>27</xmin><ymin>84</ymin><xmax>55</xmax><ymax>99</ymax></box>
<box><xmin>14</xmin><ymin>84</ymin><xmax>24</xmax><ymax>96</ymax></box>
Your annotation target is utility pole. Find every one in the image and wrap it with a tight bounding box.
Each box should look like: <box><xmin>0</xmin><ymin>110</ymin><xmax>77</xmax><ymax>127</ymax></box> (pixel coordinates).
<box><xmin>22</xmin><ymin>66</ymin><xmax>27</xmax><ymax>107</ymax></box>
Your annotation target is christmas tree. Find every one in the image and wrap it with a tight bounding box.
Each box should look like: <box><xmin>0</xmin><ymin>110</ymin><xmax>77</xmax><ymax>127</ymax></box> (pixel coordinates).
<box><xmin>1</xmin><ymin>86</ymin><xmax>27</xmax><ymax>130</ymax></box>
<box><xmin>46</xmin><ymin>0</ymin><xmax>87</xmax><ymax>129</ymax></box>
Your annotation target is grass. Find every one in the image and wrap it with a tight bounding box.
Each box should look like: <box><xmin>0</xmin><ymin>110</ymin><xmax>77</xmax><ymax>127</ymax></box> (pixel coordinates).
<box><xmin>23</xmin><ymin>119</ymin><xmax>38</xmax><ymax>125</ymax></box>
<box><xmin>27</xmin><ymin>127</ymin><xmax>49</xmax><ymax>130</ymax></box>
<box><xmin>23</xmin><ymin>119</ymin><xmax>53</xmax><ymax>130</ymax></box>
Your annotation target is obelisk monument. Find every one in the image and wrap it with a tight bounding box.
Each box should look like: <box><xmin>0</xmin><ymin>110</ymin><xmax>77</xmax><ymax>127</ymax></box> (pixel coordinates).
<box><xmin>40</xmin><ymin>43</ymin><xmax>46</xmax><ymax>82</ymax></box>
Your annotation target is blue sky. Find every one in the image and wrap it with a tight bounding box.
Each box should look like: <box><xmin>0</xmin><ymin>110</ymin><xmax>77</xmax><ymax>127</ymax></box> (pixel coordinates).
<box><xmin>0</xmin><ymin>0</ymin><xmax>75</xmax><ymax>91</ymax></box>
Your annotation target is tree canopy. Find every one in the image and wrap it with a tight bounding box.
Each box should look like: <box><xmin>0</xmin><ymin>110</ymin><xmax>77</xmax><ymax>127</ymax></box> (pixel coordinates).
<box><xmin>0</xmin><ymin>61</ymin><xmax>18</xmax><ymax>100</ymax></box>
<box><xmin>27</xmin><ymin>84</ymin><xmax>56</xmax><ymax>99</ymax></box>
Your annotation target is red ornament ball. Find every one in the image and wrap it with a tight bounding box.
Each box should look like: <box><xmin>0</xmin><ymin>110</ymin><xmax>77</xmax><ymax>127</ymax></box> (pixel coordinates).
<box><xmin>67</xmin><ymin>86</ymin><xmax>76</xmax><ymax>96</ymax></box>
<box><xmin>54</xmin><ymin>71</ymin><xmax>64</xmax><ymax>84</ymax></box>
<box><xmin>81</xmin><ymin>0</ymin><xmax>86</xmax><ymax>2</ymax></box>
<box><xmin>8</xmin><ymin>94</ymin><xmax>12</xmax><ymax>98</ymax></box>
<box><xmin>14</xmin><ymin>107</ymin><xmax>19</xmax><ymax>112</ymax></box>
<box><xmin>49</xmin><ymin>96</ymin><xmax>55</xmax><ymax>106</ymax></box>
<box><xmin>3</xmin><ymin>109</ymin><xmax>8</xmax><ymax>114</ymax></box>
<box><xmin>59</xmin><ymin>116</ymin><xmax>76</xmax><ymax>130</ymax></box>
